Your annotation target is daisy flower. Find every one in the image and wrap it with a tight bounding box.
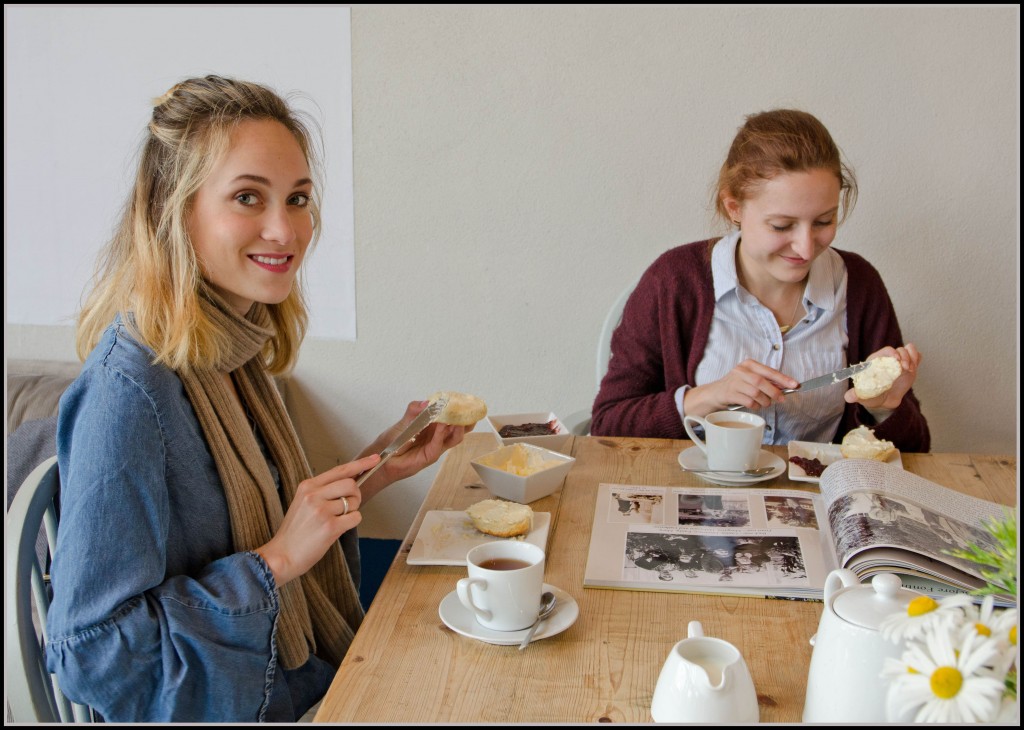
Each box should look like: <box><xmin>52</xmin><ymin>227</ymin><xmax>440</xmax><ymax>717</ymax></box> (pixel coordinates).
<box><xmin>879</xmin><ymin>592</ymin><xmax>973</xmax><ymax>643</ymax></box>
<box><xmin>886</xmin><ymin>627</ymin><xmax>1005</xmax><ymax>723</ymax></box>
<box><xmin>961</xmin><ymin>595</ymin><xmax>1018</xmax><ymax>657</ymax></box>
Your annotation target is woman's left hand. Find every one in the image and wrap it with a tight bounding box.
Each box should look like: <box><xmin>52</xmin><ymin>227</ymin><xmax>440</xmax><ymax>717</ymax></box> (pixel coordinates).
<box><xmin>357</xmin><ymin>400</ymin><xmax>472</xmax><ymax>501</ymax></box>
<box><xmin>844</xmin><ymin>343</ymin><xmax>922</xmax><ymax>410</ymax></box>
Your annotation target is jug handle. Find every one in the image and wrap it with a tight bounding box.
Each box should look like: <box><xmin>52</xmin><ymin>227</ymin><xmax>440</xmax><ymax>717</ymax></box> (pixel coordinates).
<box><xmin>823</xmin><ymin>568</ymin><xmax>860</xmax><ymax>603</ymax></box>
<box><xmin>687</xmin><ymin>620</ymin><xmax>704</xmax><ymax>639</ymax></box>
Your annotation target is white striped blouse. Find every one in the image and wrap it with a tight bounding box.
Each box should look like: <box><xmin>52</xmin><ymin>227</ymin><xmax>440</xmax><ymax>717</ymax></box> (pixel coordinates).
<box><xmin>675</xmin><ymin>231</ymin><xmax>850</xmax><ymax>445</ymax></box>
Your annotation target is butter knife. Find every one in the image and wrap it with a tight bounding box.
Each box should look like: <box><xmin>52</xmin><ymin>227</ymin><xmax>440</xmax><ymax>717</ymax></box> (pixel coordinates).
<box><xmin>354</xmin><ymin>397</ymin><xmax>446</xmax><ymax>487</ymax></box>
<box><xmin>726</xmin><ymin>361</ymin><xmax>871</xmax><ymax>411</ymax></box>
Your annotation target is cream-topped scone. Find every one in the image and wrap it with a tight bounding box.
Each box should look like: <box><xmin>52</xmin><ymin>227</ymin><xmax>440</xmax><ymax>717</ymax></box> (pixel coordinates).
<box><xmin>428</xmin><ymin>391</ymin><xmax>487</xmax><ymax>426</ymax></box>
<box><xmin>851</xmin><ymin>356</ymin><xmax>902</xmax><ymax>400</ymax></box>
<box><xmin>840</xmin><ymin>425</ymin><xmax>896</xmax><ymax>461</ymax></box>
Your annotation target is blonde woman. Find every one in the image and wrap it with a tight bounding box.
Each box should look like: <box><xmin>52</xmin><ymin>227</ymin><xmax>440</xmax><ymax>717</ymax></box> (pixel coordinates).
<box><xmin>45</xmin><ymin>75</ymin><xmax>469</xmax><ymax>722</ymax></box>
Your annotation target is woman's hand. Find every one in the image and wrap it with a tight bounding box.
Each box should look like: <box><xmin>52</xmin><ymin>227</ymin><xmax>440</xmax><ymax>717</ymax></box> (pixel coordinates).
<box><xmin>684</xmin><ymin>359</ymin><xmax>799</xmax><ymax>417</ymax></box>
<box><xmin>844</xmin><ymin>343</ymin><xmax>922</xmax><ymax>410</ymax></box>
<box><xmin>254</xmin><ymin>453</ymin><xmax>379</xmax><ymax>587</ymax></box>
<box><xmin>357</xmin><ymin>400</ymin><xmax>472</xmax><ymax>501</ymax></box>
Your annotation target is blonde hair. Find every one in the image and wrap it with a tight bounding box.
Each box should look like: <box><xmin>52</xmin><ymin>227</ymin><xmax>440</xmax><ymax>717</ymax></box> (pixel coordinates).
<box><xmin>713</xmin><ymin>109</ymin><xmax>858</xmax><ymax>229</ymax></box>
<box><xmin>76</xmin><ymin>75</ymin><xmax>322</xmax><ymax>374</ymax></box>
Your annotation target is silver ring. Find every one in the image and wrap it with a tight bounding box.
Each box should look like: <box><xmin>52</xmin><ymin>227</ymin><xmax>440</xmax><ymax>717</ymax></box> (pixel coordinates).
<box><xmin>341</xmin><ymin>496</ymin><xmax>350</xmax><ymax>516</ymax></box>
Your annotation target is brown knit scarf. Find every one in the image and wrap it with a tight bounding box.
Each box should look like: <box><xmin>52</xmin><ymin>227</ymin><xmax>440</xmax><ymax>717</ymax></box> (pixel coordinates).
<box><xmin>178</xmin><ymin>288</ymin><xmax>364</xmax><ymax>670</ymax></box>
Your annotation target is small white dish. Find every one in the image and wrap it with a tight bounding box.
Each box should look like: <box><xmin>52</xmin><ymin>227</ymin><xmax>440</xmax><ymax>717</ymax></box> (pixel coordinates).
<box><xmin>486</xmin><ymin>412</ymin><xmax>573</xmax><ymax>454</ymax></box>
<box><xmin>471</xmin><ymin>444</ymin><xmax>576</xmax><ymax>503</ymax></box>
<box><xmin>787</xmin><ymin>440</ymin><xmax>903</xmax><ymax>483</ymax></box>
<box><xmin>438</xmin><ymin>582</ymin><xmax>578</xmax><ymax>646</ymax></box>
<box><xmin>407</xmin><ymin>510</ymin><xmax>551</xmax><ymax>566</ymax></box>
<box><xmin>677</xmin><ymin>446</ymin><xmax>785</xmax><ymax>486</ymax></box>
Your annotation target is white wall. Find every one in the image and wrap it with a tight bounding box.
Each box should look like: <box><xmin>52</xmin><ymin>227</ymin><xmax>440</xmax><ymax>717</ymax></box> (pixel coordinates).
<box><xmin>6</xmin><ymin>6</ymin><xmax>1019</xmax><ymax>540</ymax></box>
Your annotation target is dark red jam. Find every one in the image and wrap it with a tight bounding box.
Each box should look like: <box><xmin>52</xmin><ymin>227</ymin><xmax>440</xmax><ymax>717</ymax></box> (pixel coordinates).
<box><xmin>498</xmin><ymin>420</ymin><xmax>558</xmax><ymax>438</ymax></box>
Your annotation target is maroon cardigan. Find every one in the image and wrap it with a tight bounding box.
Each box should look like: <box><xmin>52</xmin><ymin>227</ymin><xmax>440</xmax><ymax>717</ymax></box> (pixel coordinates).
<box><xmin>590</xmin><ymin>239</ymin><xmax>931</xmax><ymax>452</ymax></box>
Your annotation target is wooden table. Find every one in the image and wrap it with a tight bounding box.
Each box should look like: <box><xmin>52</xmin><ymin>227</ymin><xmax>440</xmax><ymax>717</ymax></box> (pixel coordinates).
<box><xmin>315</xmin><ymin>433</ymin><xmax>1016</xmax><ymax>723</ymax></box>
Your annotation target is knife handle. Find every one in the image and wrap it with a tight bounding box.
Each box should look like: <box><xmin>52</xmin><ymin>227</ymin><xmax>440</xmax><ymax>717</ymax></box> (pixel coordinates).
<box><xmin>726</xmin><ymin>385</ymin><xmax>802</xmax><ymax>411</ymax></box>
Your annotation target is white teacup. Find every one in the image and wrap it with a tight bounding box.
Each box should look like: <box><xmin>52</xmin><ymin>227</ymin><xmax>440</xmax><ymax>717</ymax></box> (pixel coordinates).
<box><xmin>456</xmin><ymin>541</ymin><xmax>545</xmax><ymax>631</ymax></box>
<box><xmin>683</xmin><ymin>411</ymin><xmax>765</xmax><ymax>471</ymax></box>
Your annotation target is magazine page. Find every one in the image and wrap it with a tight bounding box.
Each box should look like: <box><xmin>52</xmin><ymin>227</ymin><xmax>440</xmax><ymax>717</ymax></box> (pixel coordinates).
<box><xmin>842</xmin><ymin>547</ymin><xmax>987</xmax><ymax>593</ymax></box>
<box><xmin>583</xmin><ymin>483</ymin><xmax>839</xmax><ymax>600</ymax></box>
<box><xmin>818</xmin><ymin>459</ymin><xmax>1007</xmax><ymax>586</ymax></box>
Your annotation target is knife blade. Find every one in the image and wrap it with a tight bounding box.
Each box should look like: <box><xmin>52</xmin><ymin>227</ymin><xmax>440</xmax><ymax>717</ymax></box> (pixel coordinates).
<box><xmin>726</xmin><ymin>361</ymin><xmax>872</xmax><ymax>411</ymax></box>
<box><xmin>354</xmin><ymin>397</ymin><xmax>446</xmax><ymax>487</ymax></box>
<box><xmin>785</xmin><ymin>361</ymin><xmax>872</xmax><ymax>395</ymax></box>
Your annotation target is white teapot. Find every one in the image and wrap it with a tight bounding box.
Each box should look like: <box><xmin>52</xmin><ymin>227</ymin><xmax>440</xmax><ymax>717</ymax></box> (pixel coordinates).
<box><xmin>803</xmin><ymin>569</ymin><xmax>921</xmax><ymax>723</ymax></box>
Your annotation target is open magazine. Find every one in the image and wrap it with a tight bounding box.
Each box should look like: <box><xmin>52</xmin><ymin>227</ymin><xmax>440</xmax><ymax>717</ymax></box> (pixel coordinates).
<box><xmin>583</xmin><ymin>459</ymin><xmax>1014</xmax><ymax>603</ymax></box>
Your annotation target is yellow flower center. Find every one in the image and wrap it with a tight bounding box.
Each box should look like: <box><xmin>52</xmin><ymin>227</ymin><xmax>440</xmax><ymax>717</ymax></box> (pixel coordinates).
<box><xmin>975</xmin><ymin>622</ymin><xmax>992</xmax><ymax>637</ymax></box>
<box><xmin>930</xmin><ymin>666</ymin><xmax>963</xmax><ymax>699</ymax></box>
<box><xmin>1010</xmin><ymin>626</ymin><xmax>1017</xmax><ymax>646</ymax></box>
<box><xmin>907</xmin><ymin>596</ymin><xmax>939</xmax><ymax>617</ymax></box>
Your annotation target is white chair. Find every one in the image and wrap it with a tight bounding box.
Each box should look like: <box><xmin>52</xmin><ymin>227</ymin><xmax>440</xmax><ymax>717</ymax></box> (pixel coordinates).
<box><xmin>5</xmin><ymin>455</ymin><xmax>94</xmax><ymax>723</ymax></box>
<box><xmin>563</xmin><ymin>278</ymin><xmax>639</xmax><ymax>436</ymax></box>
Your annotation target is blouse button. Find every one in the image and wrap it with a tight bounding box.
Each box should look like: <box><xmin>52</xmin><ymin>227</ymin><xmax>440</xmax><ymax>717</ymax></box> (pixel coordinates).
<box><xmin>772</xmin><ymin>344</ymin><xmax>780</xmax><ymax>351</ymax></box>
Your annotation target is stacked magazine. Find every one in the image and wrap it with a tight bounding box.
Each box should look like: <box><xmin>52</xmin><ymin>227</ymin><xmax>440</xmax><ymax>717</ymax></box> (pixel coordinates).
<box><xmin>583</xmin><ymin>459</ymin><xmax>1014</xmax><ymax>604</ymax></box>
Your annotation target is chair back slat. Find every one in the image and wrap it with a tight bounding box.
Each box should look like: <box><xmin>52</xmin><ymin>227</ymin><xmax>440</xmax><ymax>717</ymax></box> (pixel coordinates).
<box><xmin>5</xmin><ymin>456</ymin><xmax>94</xmax><ymax>723</ymax></box>
<box><xmin>43</xmin><ymin>506</ymin><xmax>60</xmax><ymax>556</ymax></box>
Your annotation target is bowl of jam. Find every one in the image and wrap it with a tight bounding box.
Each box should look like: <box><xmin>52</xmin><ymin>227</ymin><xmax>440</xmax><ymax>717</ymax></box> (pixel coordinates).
<box><xmin>485</xmin><ymin>411</ymin><xmax>572</xmax><ymax>454</ymax></box>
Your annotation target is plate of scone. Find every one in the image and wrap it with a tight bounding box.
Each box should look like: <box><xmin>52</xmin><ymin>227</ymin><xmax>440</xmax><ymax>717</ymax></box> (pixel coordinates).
<box><xmin>788</xmin><ymin>426</ymin><xmax>903</xmax><ymax>483</ymax></box>
<box><xmin>406</xmin><ymin>500</ymin><xmax>550</xmax><ymax>566</ymax></box>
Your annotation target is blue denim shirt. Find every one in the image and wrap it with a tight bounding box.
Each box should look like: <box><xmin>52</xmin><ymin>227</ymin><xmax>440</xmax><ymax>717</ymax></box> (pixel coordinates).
<box><xmin>45</xmin><ymin>318</ymin><xmax>333</xmax><ymax>722</ymax></box>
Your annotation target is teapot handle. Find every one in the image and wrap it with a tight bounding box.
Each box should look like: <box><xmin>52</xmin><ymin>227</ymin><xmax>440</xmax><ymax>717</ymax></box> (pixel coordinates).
<box><xmin>823</xmin><ymin>568</ymin><xmax>860</xmax><ymax>603</ymax></box>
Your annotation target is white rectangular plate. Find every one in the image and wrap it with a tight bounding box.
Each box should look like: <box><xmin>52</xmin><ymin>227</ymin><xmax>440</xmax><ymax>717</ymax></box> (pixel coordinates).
<box><xmin>787</xmin><ymin>440</ymin><xmax>903</xmax><ymax>483</ymax></box>
<box><xmin>406</xmin><ymin>510</ymin><xmax>551</xmax><ymax>566</ymax></box>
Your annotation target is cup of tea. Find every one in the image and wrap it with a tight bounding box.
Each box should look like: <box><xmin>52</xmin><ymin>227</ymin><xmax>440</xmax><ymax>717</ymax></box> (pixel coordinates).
<box><xmin>682</xmin><ymin>411</ymin><xmax>765</xmax><ymax>471</ymax></box>
<box><xmin>456</xmin><ymin>541</ymin><xmax>545</xmax><ymax>631</ymax></box>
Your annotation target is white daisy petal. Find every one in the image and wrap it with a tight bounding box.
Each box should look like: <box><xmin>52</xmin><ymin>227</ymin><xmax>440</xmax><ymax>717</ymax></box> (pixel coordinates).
<box><xmin>885</xmin><ymin>617</ymin><xmax>1011</xmax><ymax>725</ymax></box>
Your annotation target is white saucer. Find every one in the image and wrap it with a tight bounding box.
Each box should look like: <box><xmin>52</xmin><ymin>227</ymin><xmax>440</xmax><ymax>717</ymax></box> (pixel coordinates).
<box><xmin>678</xmin><ymin>446</ymin><xmax>786</xmax><ymax>486</ymax></box>
<box><xmin>438</xmin><ymin>583</ymin><xmax>579</xmax><ymax>646</ymax></box>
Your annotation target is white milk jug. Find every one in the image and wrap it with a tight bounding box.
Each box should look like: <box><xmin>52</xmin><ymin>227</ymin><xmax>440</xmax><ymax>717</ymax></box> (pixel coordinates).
<box><xmin>650</xmin><ymin>620</ymin><xmax>759</xmax><ymax>723</ymax></box>
<box><xmin>803</xmin><ymin>569</ymin><xmax>920</xmax><ymax>723</ymax></box>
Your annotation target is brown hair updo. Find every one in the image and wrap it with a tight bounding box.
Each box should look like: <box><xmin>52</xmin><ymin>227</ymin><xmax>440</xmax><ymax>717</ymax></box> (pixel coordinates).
<box><xmin>713</xmin><ymin>109</ymin><xmax>857</xmax><ymax>228</ymax></box>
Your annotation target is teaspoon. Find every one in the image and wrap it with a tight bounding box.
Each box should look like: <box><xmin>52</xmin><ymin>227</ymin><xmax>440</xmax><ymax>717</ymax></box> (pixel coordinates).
<box><xmin>518</xmin><ymin>591</ymin><xmax>557</xmax><ymax>651</ymax></box>
<box><xmin>682</xmin><ymin>466</ymin><xmax>775</xmax><ymax>476</ymax></box>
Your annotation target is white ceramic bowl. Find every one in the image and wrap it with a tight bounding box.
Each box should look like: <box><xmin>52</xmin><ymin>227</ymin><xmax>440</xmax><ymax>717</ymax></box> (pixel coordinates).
<box><xmin>470</xmin><ymin>443</ymin><xmax>576</xmax><ymax>504</ymax></box>
<box><xmin>485</xmin><ymin>411</ymin><xmax>572</xmax><ymax>454</ymax></box>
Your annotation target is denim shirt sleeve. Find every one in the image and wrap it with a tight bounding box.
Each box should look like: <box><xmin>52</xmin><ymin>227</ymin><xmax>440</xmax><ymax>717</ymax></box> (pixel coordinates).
<box><xmin>44</xmin><ymin>342</ymin><xmax>282</xmax><ymax>722</ymax></box>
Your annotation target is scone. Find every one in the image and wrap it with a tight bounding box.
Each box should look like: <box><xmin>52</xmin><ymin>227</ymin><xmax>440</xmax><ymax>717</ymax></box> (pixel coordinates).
<box><xmin>840</xmin><ymin>425</ymin><xmax>897</xmax><ymax>461</ymax></box>
<box><xmin>851</xmin><ymin>356</ymin><xmax>902</xmax><ymax>399</ymax></box>
<box><xmin>465</xmin><ymin>498</ymin><xmax>533</xmax><ymax>538</ymax></box>
<box><xmin>429</xmin><ymin>391</ymin><xmax>487</xmax><ymax>426</ymax></box>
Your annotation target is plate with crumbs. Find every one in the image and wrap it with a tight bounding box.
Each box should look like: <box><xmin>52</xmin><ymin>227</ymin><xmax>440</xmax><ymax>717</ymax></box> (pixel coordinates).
<box><xmin>787</xmin><ymin>440</ymin><xmax>903</xmax><ymax>483</ymax></box>
<box><xmin>406</xmin><ymin>510</ymin><xmax>551</xmax><ymax>566</ymax></box>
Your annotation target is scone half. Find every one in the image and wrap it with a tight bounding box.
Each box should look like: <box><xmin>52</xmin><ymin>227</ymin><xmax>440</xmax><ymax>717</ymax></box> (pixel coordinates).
<box><xmin>466</xmin><ymin>498</ymin><xmax>534</xmax><ymax>538</ymax></box>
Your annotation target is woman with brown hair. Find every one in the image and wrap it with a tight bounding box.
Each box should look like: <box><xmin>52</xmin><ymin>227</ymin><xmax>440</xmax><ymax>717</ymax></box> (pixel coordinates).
<box><xmin>591</xmin><ymin>109</ymin><xmax>929</xmax><ymax>452</ymax></box>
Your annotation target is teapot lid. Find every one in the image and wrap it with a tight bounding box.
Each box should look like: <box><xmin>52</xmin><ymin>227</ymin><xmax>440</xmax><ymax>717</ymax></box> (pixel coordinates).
<box><xmin>833</xmin><ymin>573</ymin><xmax>919</xmax><ymax>630</ymax></box>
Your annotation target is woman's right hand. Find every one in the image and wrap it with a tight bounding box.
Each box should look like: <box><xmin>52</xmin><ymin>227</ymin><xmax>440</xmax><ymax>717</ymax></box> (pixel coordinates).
<box><xmin>683</xmin><ymin>359</ymin><xmax>799</xmax><ymax>417</ymax></box>
<box><xmin>254</xmin><ymin>453</ymin><xmax>380</xmax><ymax>587</ymax></box>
